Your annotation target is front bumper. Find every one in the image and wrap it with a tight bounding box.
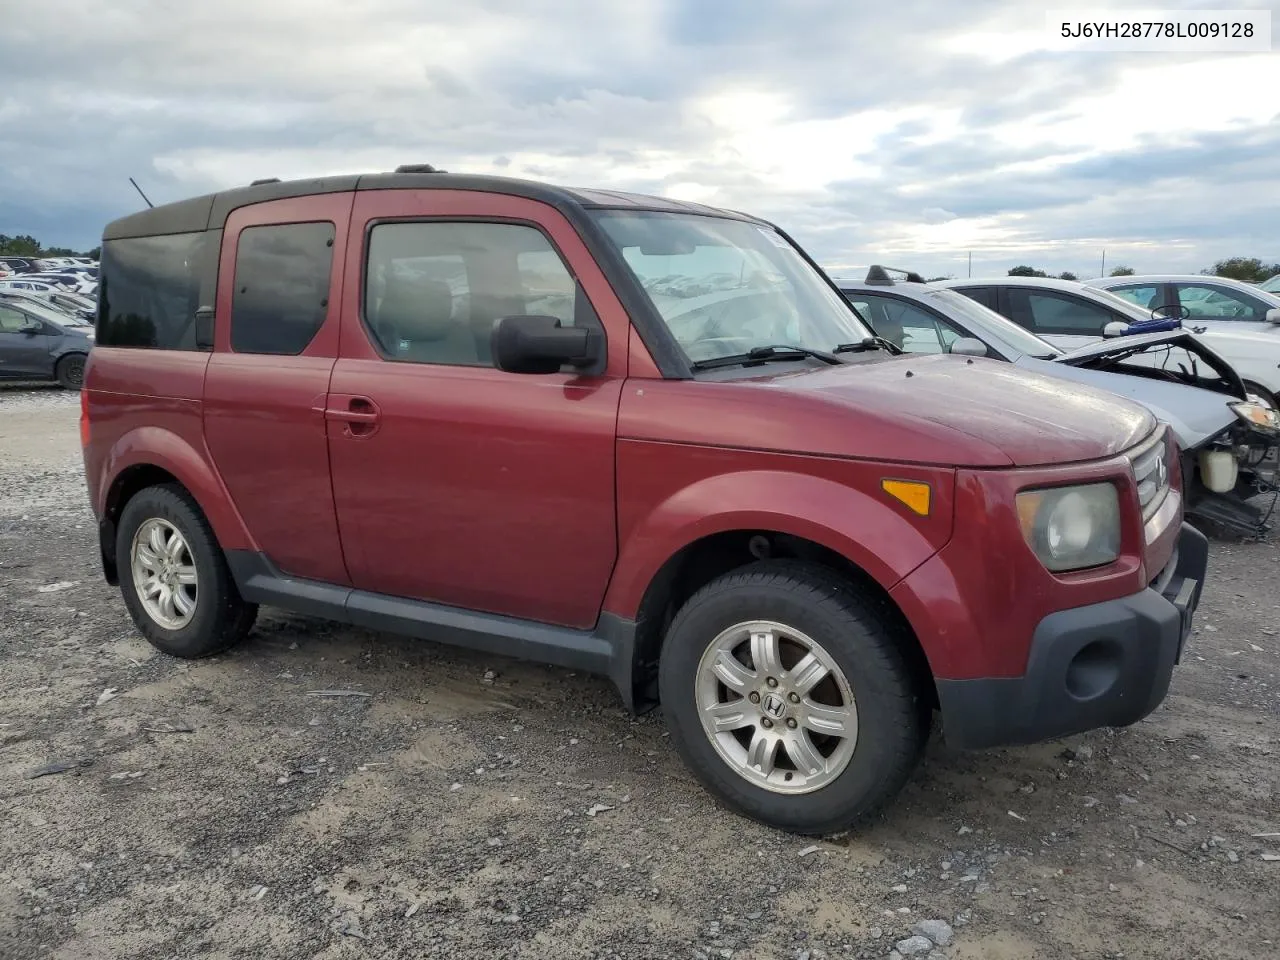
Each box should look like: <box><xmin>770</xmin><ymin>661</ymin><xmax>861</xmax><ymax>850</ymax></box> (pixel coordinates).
<box><xmin>936</xmin><ymin>522</ymin><xmax>1208</xmax><ymax>750</ymax></box>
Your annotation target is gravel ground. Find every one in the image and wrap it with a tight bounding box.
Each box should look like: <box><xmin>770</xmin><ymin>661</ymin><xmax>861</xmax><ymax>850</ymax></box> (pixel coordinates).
<box><xmin>1</xmin><ymin>385</ymin><xmax>1277</xmax><ymax>960</ymax></box>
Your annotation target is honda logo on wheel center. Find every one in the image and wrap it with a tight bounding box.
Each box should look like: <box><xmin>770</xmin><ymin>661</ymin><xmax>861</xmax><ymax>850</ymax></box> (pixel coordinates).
<box><xmin>761</xmin><ymin>692</ymin><xmax>787</xmax><ymax>719</ymax></box>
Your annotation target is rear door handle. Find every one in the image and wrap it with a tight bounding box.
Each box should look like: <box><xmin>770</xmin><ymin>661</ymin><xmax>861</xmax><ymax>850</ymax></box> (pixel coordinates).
<box><xmin>325</xmin><ymin>396</ymin><xmax>381</xmax><ymax>437</ymax></box>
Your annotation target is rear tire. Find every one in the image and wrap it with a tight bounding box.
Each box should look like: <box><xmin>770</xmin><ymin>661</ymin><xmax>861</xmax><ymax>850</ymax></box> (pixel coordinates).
<box><xmin>55</xmin><ymin>353</ymin><xmax>86</xmax><ymax>390</ymax></box>
<box><xmin>116</xmin><ymin>484</ymin><xmax>257</xmax><ymax>658</ymax></box>
<box><xmin>658</xmin><ymin>560</ymin><xmax>928</xmax><ymax>835</ymax></box>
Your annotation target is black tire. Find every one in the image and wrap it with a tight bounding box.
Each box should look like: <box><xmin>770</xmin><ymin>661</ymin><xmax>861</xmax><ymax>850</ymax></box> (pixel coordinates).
<box><xmin>116</xmin><ymin>484</ymin><xmax>257</xmax><ymax>658</ymax></box>
<box><xmin>55</xmin><ymin>353</ymin><xmax>86</xmax><ymax>390</ymax></box>
<box><xmin>659</xmin><ymin>560</ymin><xmax>928</xmax><ymax>835</ymax></box>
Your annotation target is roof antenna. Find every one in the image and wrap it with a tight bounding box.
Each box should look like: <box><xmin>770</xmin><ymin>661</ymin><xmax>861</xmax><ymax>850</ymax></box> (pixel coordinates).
<box><xmin>129</xmin><ymin>176</ymin><xmax>154</xmax><ymax>209</ymax></box>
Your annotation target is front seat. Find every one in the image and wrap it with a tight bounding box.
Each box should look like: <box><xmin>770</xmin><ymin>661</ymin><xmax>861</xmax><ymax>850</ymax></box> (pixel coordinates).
<box><xmin>376</xmin><ymin>275</ymin><xmax>479</xmax><ymax>366</ymax></box>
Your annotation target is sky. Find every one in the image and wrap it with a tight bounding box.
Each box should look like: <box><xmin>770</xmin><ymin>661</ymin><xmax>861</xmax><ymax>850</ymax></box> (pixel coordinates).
<box><xmin>1</xmin><ymin>0</ymin><xmax>1277</xmax><ymax>279</ymax></box>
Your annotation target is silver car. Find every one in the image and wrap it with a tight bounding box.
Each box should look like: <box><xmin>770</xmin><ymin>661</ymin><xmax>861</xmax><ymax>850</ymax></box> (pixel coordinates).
<box><xmin>836</xmin><ymin>268</ymin><xmax>1280</xmax><ymax>537</ymax></box>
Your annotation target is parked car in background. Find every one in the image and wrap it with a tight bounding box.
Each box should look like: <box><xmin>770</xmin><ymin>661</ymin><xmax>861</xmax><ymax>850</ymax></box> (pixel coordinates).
<box><xmin>81</xmin><ymin>168</ymin><xmax>1206</xmax><ymax>834</ymax></box>
<box><xmin>1258</xmin><ymin>274</ymin><xmax>1280</xmax><ymax>294</ymax></box>
<box><xmin>838</xmin><ymin>269</ymin><xmax>1280</xmax><ymax>538</ymax></box>
<box><xmin>0</xmin><ymin>256</ymin><xmax>38</xmax><ymax>275</ymax></box>
<box><xmin>934</xmin><ymin>275</ymin><xmax>1280</xmax><ymax>410</ymax></box>
<box><xmin>1086</xmin><ymin>274</ymin><xmax>1280</xmax><ymax>327</ymax></box>
<box><xmin>0</xmin><ymin>278</ymin><xmax>62</xmax><ymax>296</ymax></box>
<box><xmin>0</xmin><ymin>292</ymin><xmax>94</xmax><ymax>387</ymax></box>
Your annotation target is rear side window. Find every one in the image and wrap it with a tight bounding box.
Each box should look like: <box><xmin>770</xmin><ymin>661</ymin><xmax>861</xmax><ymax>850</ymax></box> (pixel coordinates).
<box><xmin>97</xmin><ymin>231</ymin><xmax>213</xmax><ymax>349</ymax></box>
<box><xmin>952</xmin><ymin>286</ymin><xmax>993</xmax><ymax>309</ymax></box>
<box><xmin>230</xmin><ymin>222</ymin><xmax>335</xmax><ymax>355</ymax></box>
<box><xmin>1006</xmin><ymin>288</ymin><xmax>1112</xmax><ymax>335</ymax></box>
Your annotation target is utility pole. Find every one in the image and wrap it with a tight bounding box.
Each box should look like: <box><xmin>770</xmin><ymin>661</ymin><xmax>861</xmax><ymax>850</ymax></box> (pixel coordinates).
<box><xmin>1100</xmin><ymin>249</ymin><xmax>1106</xmax><ymax>278</ymax></box>
<box><xmin>968</xmin><ymin>251</ymin><xmax>972</xmax><ymax>278</ymax></box>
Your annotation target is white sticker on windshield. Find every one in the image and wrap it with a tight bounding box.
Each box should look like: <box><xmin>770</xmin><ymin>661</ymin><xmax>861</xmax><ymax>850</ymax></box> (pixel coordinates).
<box><xmin>757</xmin><ymin>226</ymin><xmax>793</xmax><ymax>250</ymax></box>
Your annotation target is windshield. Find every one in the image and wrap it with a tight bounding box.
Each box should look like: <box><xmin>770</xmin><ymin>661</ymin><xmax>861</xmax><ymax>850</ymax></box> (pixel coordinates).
<box><xmin>589</xmin><ymin>211</ymin><xmax>872</xmax><ymax>364</ymax></box>
<box><xmin>1089</xmin><ymin>286</ymin><xmax>1160</xmax><ymax>319</ymax></box>
<box><xmin>923</xmin><ymin>288</ymin><xmax>1062</xmax><ymax>358</ymax></box>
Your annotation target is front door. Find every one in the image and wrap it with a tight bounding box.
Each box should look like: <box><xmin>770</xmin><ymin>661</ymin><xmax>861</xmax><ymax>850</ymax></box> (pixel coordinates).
<box><xmin>0</xmin><ymin>305</ymin><xmax>53</xmax><ymax>378</ymax></box>
<box><xmin>327</xmin><ymin>189</ymin><xmax>627</xmax><ymax>629</ymax></box>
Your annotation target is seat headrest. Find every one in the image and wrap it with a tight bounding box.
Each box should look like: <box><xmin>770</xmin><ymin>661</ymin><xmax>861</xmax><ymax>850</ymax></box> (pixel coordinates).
<box><xmin>379</xmin><ymin>275</ymin><xmax>455</xmax><ymax>342</ymax></box>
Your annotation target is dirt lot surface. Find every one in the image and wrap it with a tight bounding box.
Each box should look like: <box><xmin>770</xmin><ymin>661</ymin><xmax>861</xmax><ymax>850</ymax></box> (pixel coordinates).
<box><xmin>1</xmin><ymin>385</ymin><xmax>1277</xmax><ymax>960</ymax></box>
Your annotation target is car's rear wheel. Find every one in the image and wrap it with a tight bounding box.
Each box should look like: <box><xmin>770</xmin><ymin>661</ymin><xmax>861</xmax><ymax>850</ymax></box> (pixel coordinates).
<box><xmin>116</xmin><ymin>484</ymin><xmax>257</xmax><ymax>658</ymax></box>
<box><xmin>55</xmin><ymin>353</ymin><xmax>86</xmax><ymax>389</ymax></box>
<box><xmin>659</xmin><ymin>560</ymin><xmax>928</xmax><ymax>834</ymax></box>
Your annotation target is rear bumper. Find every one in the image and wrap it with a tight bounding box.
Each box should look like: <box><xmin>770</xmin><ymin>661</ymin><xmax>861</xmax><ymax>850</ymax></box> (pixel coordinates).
<box><xmin>936</xmin><ymin>522</ymin><xmax>1208</xmax><ymax>750</ymax></box>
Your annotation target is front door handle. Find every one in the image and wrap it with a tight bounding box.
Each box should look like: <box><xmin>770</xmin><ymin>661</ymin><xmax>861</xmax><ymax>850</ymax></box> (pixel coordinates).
<box><xmin>325</xmin><ymin>396</ymin><xmax>381</xmax><ymax>437</ymax></box>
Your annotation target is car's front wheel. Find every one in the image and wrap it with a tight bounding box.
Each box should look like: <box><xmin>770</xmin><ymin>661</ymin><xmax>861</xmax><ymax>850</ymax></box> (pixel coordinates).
<box><xmin>116</xmin><ymin>484</ymin><xmax>257</xmax><ymax>658</ymax></box>
<box><xmin>659</xmin><ymin>561</ymin><xmax>928</xmax><ymax>834</ymax></box>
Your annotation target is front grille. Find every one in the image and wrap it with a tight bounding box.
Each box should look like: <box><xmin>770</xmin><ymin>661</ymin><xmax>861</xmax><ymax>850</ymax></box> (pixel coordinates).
<box><xmin>1130</xmin><ymin>428</ymin><xmax>1172</xmax><ymax>521</ymax></box>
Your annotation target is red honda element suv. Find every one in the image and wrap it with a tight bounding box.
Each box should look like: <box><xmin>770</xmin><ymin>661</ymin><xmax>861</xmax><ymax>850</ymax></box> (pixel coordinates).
<box><xmin>81</xmin><ymin>167</ymin><xmax>1207</xmax><ymax>833</ymax></box>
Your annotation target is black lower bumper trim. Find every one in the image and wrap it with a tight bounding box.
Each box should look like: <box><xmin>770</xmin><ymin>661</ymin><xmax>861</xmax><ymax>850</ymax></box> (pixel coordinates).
<box><xmin>937</xmin><ymin>523</ymin><xmax>1208</xmax><ymax>750</ymax></box>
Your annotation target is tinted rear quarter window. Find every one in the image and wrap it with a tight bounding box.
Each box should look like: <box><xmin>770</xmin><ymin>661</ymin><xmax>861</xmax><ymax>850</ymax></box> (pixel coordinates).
<box><xmin>952</xmin><ymin>286</ymin><xmax>993</xmax><ymax>309</ymax></box>
<box><xmin>230</xmin><ymin>222</ymin><xmax>336</xmax><ymax>355</ymax></box>
<box><xmin>97</xmin><ymin>231</ymin><xmax>215</xmax><ymax>349</ymax></box>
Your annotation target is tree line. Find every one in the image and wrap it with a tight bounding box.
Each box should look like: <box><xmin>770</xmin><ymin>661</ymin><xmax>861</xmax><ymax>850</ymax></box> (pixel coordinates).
<box><xmin>0</xmin><ymin>234</ymin><xmax>100</xmax><ymax>259</ymax></box>
<box><xmin>1006</xmin><ymin>257</ymin><xmax>1280</xmax><ymax>283</ymax></box>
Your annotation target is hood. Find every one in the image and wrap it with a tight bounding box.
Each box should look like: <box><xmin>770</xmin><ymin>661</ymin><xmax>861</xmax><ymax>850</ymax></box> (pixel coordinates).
<box><xmin>752</xmin><ymin>354</ymin><xmax>1155</xmax><ymax>467</ymax></box>
<box><xmin>1054</xmin><ymin>329</ymin><xmax>1195</xmax><ymax>363</ymax></box>
<box><xmin>1020</xmin><ymin>357</ymin><xmax>1234</xmax><ymax>448</ymax></box>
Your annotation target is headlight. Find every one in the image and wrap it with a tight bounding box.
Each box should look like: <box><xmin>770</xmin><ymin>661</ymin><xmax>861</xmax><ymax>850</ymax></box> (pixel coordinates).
<box><xmin>1230</xmin><ymin>400</ymin><xmax>1280</xmax><ymax>435</ymax></box>
<box><xmin>1016</xmin><ymin>483</ymin><xmax>1121</xmax><ymax>572</ymax></box>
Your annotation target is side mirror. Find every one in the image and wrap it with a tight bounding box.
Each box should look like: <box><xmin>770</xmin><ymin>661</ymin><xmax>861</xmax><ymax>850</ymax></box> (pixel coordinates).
<box><xmin>491</xmin><ymin>314</ymin><xmax>604</xmax><ymax>375</ymax></box>
<box><xmin>20</xmin><ymin>321</ymin><xmax>42</xmax><ymax>335</ymax></box>
<box><xmin>1103</xmin><ymin>321</ymin><xmax>1131</xmax><ymax>338</ymax></box>
<box><xmin>1266</xmin><ymin>308</ymin><xmax>1280</xmax><ymax>325</ymax></box>
<box><xmin>949</xmin><ymin>337</ymin><xmax>988</xmax><ymax>357</ymax></box>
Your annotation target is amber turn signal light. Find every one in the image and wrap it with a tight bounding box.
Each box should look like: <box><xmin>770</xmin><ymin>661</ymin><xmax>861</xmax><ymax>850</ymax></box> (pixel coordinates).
<box><xmin>881</xmin><ymin>479</ymin><xmax>930</xmax><ymax>516</ymax></box>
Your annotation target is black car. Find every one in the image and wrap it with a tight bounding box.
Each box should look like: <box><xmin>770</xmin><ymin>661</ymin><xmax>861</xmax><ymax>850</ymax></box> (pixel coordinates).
<box><xmin>0</xmin><ymin>293</ymin><xmax>94</xmax><ymax>388</ymax></box>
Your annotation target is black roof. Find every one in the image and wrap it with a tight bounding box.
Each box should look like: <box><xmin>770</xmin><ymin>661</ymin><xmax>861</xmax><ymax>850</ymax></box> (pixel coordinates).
<box><xmin>102</xmin><ymin>171</ymin><xmax>767</xmax><ymax>241</ymax></box>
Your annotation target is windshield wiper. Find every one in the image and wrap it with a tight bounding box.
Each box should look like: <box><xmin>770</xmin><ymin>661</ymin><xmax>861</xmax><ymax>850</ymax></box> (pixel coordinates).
<box><xmin>689</xmin><ymin>344</ymin><xmax>844</xmax><ymax>371</ymax></box>
<box><xmin>834</xmin><ymin>336</ymin><xmax>903</xmax><ymax>356</ymax></box>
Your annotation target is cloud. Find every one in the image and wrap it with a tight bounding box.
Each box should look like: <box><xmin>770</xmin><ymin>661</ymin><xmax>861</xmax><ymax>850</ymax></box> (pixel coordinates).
<box><xmin>1</xmin><ymin>0</ymin><xmax>1276</xmax><ymax>280</ymax></box>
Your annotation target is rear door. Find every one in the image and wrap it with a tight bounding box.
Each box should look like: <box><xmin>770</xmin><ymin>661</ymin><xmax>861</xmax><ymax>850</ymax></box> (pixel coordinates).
<box><xmin>202</xmin><ymin>193</ymin><xmax>355</xmax><ymax>586</ymax></box>
<box><xmin>0</xmin><ymin>304</ymin><xmax>54</xmax><ymax>378</ymax></box>
<box><xmin>327</xmin><ymin>188</ymin><xmax>627</xmax><ymax>628</ymax></box>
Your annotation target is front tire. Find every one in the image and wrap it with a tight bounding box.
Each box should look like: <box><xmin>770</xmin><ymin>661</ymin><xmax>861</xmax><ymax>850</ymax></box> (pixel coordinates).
<box><xmin>116</xmin><ymin>484</ymin><xmax>257</xmax><ymax>658</ymax></box>
<box><xmin>55</xmin><ymin>353</ymin><xmax>86</xmax><ymax>389</ymax></box>
<box><xmin>658</xmin><ymin>560</ymin><xmax>928</xmax><ymax>834</ymax></box>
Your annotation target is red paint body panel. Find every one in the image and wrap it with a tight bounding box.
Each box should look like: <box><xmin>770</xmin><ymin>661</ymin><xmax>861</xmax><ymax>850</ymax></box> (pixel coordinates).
<box><xmin>202</xmin><ymin>194</ymin><xmax>353</xmax><ymax>584</ymax></box>
<box><xmin>82</xmin><ymin>348</ymin><xmax>252</xmax><ymax>551</ymax></box>
<box><xmin>619</xmin><ymin>356</ymin><xmax>1155</xmax><ymax>468</ymax></box>
<box><xmin>605</xmin><ymin>435</ymin><xmax>957</xmax><ymax>617</ymax></box>
<box><xmin>890</xmin><ymin>438</ymin><xmax>1183</xmax><ymax>680</ymax></box>
<box><xmin>324</xmin><ymin>189</ymin><xmax>627</xmax><ymax>628</ymax></box>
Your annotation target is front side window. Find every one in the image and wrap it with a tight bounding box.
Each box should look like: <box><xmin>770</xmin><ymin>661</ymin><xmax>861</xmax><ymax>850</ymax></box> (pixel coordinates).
<box><xmin>1006</xmin><ymin>288</ymin><xmax>1113</xmax><ymax>335</ymax></box>
<box><xmin>363</xmin><ymin>221</ymin><xmax>583</xmax><ymax>368</ymax></box>
<box><xmin>97</xmin><ymin>231</ymin><xmax>213</xmax><ymax>349</ymax></box>
<box><xmin>230</xmin><ymin>222</ymin><xmax>335</xmax><ymax>355</ymax></box>
<box><xmin>1105</xmin><ymin>284</ymin><xmax>1161</xmax><ymax>312</ymax></box>
<box><xmin>847</xmin><ymin>294</ymin><xmax>963</xmax><ymax>354</ymax></box>
<box><xmin>590</xmin><ymin>211</ymin><xmax>869</xmax><ymax>364</ymax></box>
<box><xmin>1174</xmin><ymin>282</ymin><xmax>1270</xmax><ymax>320</ymax></box>
<box><xmin>0</xmin><ymin>306</ymin><xmax>33</xmax><ymax>332</ymax></box>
